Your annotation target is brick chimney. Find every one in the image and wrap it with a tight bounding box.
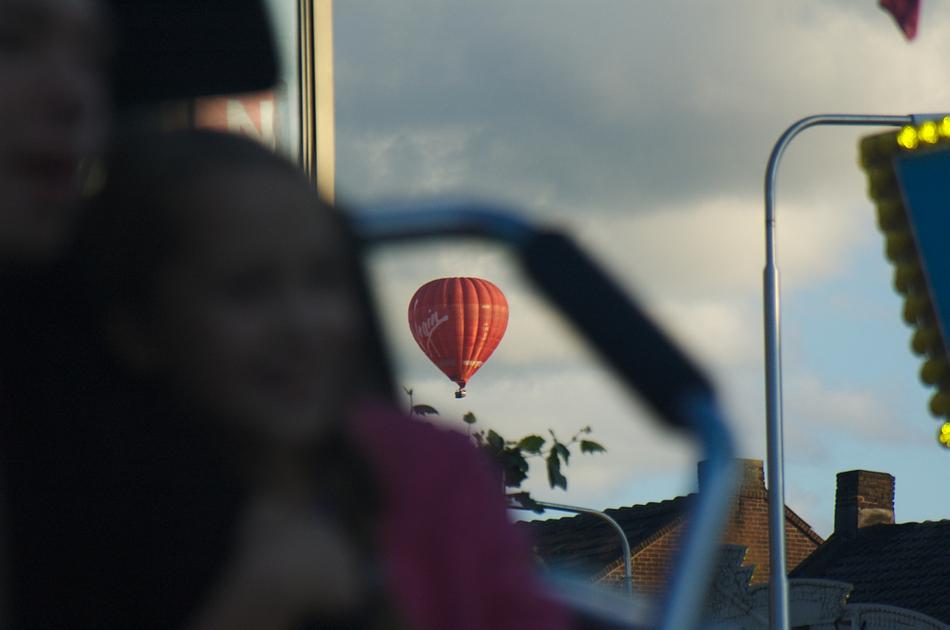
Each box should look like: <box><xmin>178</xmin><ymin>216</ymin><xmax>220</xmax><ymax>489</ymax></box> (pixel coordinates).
<box><xmin>699</xmin><ymin>458</ymin><xmax>766</xmax><ymax>498</ymax></box>
<box><xmin>834</xmin><ymin>470</ymin><xmax>895</xmax><ymax>536</ymax></box>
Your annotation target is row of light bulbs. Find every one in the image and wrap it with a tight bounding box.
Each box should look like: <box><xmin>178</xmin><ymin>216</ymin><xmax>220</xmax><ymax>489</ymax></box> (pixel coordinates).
<box><xmin>896</xmin><ymin>117</ymin><xmax>950</xmax><ymax>150</ymax></box>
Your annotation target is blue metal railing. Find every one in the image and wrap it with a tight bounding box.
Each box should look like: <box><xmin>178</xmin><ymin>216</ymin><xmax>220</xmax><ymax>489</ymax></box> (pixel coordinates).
<box><xmin>356</xmin><ymin>201</ymin><xmax>738</xmax><ymax>629</ymax></box>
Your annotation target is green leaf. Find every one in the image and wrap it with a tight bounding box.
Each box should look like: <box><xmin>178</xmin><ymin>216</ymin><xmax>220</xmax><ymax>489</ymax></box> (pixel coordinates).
<box><xmin>546</xmin><ymin>451</ymin><xmax>567</xmax><ymax>490</ymax></box>
<box><xmin>487</xmin><ymin>430</ymin><xmax>505</xmax><ymax>452</ymax></box>
<box><xmin>411</xmin><ymin>404</ymin><xmax>439</xmax><ymax>416</ymax></box>
<box><xmin>580</xmin><ymin>440</ymin><xmax>606</xmax><ymax>454</ymax></box>
<box><xmin>462</xmin><ymin>411</ymin><xmax>477</xmax><ymax>425</ymax></box>
<box><xmin>554</xmin><ymin>442</ymin><xmax>571</xmax><ymax>465</ymax></box>
<box><xmin>517</xmin><ymin>435</ymin><xmax>545</xmax><ymax>454</ymax></box>
<box><xmin>501</xmin><ymin>448</ymin><xmax>529</xmax><ymax>488</ymax></box>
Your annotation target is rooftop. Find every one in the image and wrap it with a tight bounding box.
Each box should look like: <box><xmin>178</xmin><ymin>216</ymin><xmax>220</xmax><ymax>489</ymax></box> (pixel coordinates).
<box><xmin>791</xmin><ymin>519</ymin><xmax>950</xmax><ymax>624</ymax></box>
<box><xmin>517</xmin><ymin>495</ymin><xmax>692</xmax><ymax>580</ymax></box>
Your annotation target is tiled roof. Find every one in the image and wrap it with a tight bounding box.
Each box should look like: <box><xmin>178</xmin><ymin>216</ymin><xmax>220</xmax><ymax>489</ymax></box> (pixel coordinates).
<box><xmin>791</xmin><ymin>520</ymin><xmax>950</xmax><ymax>624</ymax></box>
<box><xmin>516</xmin><ymin>495</ymin><xmax>693</xmax><ymax>579</ymax></box>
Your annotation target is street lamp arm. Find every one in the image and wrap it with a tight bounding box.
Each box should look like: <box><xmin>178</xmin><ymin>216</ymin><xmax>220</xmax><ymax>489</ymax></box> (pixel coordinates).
<box><xmin>508</xmin><ymin>499</ymin><xmax>633</xmax><ymax>597</ymax></box>
<box><xmin>762</xmin><ymin>112</ymin><xmax>916</xmax><ymax>630</ymax></box>
<box><xmin>765</xmin><ymin>115</ymin><xmax>913</xmax><ymax>226</ymax></box>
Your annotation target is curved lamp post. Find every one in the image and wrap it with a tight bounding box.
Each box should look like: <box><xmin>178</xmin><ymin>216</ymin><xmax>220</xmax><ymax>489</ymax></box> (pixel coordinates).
<box><xmin>507</xmin><ymin>499</ymin><xmax>634</xmax><ymax>597</ymax></box>
<box><xmin>762</xmin><ymin>113</ymin><xmax>936</xmax><ymax>630</ymax></box>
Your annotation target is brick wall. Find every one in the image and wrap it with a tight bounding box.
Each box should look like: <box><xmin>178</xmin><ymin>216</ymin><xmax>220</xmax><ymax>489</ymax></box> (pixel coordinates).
<box><xmin>629</xmin><ymin>525</ymin><xmax>684</xmax><ymax>594</ymax></box>
<box><xmin>603</xmin><ymin>459</ymin><xmax>823</xmax><ymax>590</ymax></box>
<box><xmin>719</xmin><ymin>491</ymin><xmax>822</xmax><ymax>583</ymax></box>
<box><xmin>707</xmin><ymin>459</ymin><xmax>822</xmax><ymax>583</ymax></box>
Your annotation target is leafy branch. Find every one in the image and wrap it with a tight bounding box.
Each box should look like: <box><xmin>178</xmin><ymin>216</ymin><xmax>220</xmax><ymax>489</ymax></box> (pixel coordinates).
<box><xmin>405</xmin><ymin>388</ymin><xmax>606</xmax><ymax>511</ymax></box>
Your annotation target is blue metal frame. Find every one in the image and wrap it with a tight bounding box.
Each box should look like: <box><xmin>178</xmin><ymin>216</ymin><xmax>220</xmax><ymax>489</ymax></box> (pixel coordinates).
<box><xmin>356</xmin><ymin>201</ymin><xmax>737</xmax><ymax>629</ymax></box>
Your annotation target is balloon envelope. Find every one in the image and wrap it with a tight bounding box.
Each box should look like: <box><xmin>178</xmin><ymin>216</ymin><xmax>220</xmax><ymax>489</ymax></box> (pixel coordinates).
<box><xmin>408</xmin><ymin>277</ymin><xmax>509</xmax><ymax>396</ymax></box>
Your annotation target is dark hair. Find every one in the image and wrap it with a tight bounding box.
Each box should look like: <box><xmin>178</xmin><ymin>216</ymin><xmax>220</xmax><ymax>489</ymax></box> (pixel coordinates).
<box><xmin>77</xmin><ymin>128</ymin><xmax>394</xmax><ymax>397</ymax></box>
<box><xmin>81</xmin><ymin>129</ymin><xmax>314</xmax><ymax>307</ymax></box>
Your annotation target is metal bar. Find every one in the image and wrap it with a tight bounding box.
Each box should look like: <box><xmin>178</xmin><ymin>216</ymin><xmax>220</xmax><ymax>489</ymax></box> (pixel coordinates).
<box><xmin>314</xmin><ymin>0</ymin><xmax>335</xmax><ymax>203</ymax></box>
<box><xmin>356</xmin><ymin>203</ymin><xmax>740</xmax><ymax>628</ymax></box>
<box><xmin>508</xmin><ymin>500</ymin><xmax>633</xmax><ymax>597</ymax></box>
<box><xmin>763</xmin><ymin>114</ymin><xmax>912</xmax><ymax>630</ymax></box>
<box><xmin>657</xmin><ymin>395</ymin><xmax>737</xmax><ymax>630</ymax></box>
<box><xmin>354</xmin><ymin>200</ymin><xmax>537</xmax><ymax>245</ymax></box>
<box><xmin>297</xmin><ymin>0</ymin><xmax>316</xmax><ymax>181</ymax></box>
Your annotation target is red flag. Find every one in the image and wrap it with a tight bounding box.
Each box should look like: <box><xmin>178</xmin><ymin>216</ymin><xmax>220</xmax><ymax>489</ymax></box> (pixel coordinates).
<box><xmin>880</xmin><ymin>0</ymin><xmax>921</xmax><ymax>40</ymax></box>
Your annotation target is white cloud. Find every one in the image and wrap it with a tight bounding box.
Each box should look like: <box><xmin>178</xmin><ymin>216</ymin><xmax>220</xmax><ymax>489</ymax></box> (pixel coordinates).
<box><xmin>366</xmin><ymin>239</ymin><xmax>597</xmax><ymax>367</ymax></box>
<box><xmin>344</xmin><ymin>126</ymin><xmax>482</xmax><ymax>196</ymax></box>
<box><xmin>785</xmin><ymin>484</ymin><xmax>830</xmax><ymax>537</ymax></box>
<box><xmin>784</xmin><ymin>374</ymin><xmax>926</xmax><ymax>446</ymax></box>
<box><xmin>408</xmin><ymin>364</ymin><xmax>698</xmax><ymax>510</ymax></box>
<box><xmin>651</xmin><ymin>297</ymin><xmax>759</xmax><ymax>371</ymax></box>
<box><xmin>569</xmin><ymin>197</ymin><xmax>868</xmax><ymax>300</ymax></box>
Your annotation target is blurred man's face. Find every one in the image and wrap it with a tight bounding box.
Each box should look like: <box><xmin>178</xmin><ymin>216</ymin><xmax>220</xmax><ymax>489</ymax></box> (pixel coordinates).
<box><xmin>0</xmin><ymin>0</ymin><xmax>109</xmax><ymax>263</ymax></box>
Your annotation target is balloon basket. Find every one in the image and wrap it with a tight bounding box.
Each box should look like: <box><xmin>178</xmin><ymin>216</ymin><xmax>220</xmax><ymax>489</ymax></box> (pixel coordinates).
<box><xmin>455</xmin><ymin>388</ymin><xmax>467</xmax><ymax>399</ymax></box>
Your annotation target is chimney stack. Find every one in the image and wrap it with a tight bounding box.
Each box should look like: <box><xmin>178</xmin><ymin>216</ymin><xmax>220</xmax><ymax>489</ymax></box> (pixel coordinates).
<box><xmin>834</xmin><ymin>470</ymin><xmax>895</xmax><ymax>536</ymax></box>
<box><xmin>699</xmin><ymin>458</ymin><xmax>766</xmax><ymax>497</ymax></box>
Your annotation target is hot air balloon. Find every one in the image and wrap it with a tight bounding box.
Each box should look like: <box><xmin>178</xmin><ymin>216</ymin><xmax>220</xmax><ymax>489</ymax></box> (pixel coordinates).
<box><xmin>408</xmin><ymin>277</ymin><xmax>509</xmax><ymax>398</ymax></box>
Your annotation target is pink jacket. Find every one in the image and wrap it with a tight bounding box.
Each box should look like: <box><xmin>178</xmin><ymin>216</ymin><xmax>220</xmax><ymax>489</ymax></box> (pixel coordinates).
<box><xmin>350</xmin><ymin>403</ymin><xmax>571</xmax><ymax>630</ymax></box>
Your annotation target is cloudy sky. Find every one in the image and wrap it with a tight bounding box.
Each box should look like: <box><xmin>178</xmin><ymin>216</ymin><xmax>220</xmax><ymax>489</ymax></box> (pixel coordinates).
<box><xmin>278</xmin><ymin>1</ymin><xmax>950</xmax><ymax>535</ymax></box>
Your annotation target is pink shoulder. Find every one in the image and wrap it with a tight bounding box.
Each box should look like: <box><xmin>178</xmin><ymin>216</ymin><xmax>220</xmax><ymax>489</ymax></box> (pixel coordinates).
<box><xmin>349</xmin><ymin>400</ymin><xmax>497</xmax><ymax>483</ymax></box>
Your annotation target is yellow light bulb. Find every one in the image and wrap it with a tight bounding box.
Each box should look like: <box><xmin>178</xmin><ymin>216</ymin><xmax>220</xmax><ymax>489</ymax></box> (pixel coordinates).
<box><xmin>897</xmin><ymin>264</ymin><xmax>923</xmax><ymax>295</ymax></box>
<box><xmin>930</xmin><ymin>392</ymin><xmax>948</xmax><ymax>416</ymax></box>
<box><xmin>912</xmin><ymin>327</ymin><xmax>939</xmax><ymax>355</ymax></box>
<box><xmin>877</xmin><ymin>199</ymin><xmax>904</xmax><ymax>230</ymax></box>
<box><xmin>898</xmin><ymin>126</ymin><xmax>919</xmax><ymax>149</ymax></box>
<box><xmin>919</xmin><ymin>121</ymin><xmax>939</xmax><ymax>144</ymax></box>
<box><xmin>886</xmin><ymin>231</ymin><xmax>914</xmax><ymax>261</ymax></box>
<box><xmin>921</xmin><ymin>358</ymin><xmax>947</xmax><ymax>385</ymax></box>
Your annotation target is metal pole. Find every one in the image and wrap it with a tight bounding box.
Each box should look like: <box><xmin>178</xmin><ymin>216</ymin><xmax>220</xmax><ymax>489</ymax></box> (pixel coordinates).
<box><xmin>314</xmin><ymin>0</ymin><xmax>335</xmax><ymax>204</ymax></box>
<box><xmin>297</xmin><ymin>0</ymin><xmax>315</xmax><ymax>179</ymax></box>
<box><xmin>508</xmin><ymin>500</ymin><xmax>633</xmax><ymax>596</ymax></box>
<box><xmin>763</xmin><ymin>114</ymin><xmax>912</xmax><ymax>630</ymax></box>
<box><xmin>297</xmin><ymin>0</ymin><xmax>335</xmax><ymax>201</ymax></box>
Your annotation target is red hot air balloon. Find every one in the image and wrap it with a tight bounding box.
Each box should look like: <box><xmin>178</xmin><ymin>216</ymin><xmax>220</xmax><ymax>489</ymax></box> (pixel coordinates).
<box><xmin>408</xmin><ymin>277</ymin><xmax>509</xmax><ymax>398</ymax></box>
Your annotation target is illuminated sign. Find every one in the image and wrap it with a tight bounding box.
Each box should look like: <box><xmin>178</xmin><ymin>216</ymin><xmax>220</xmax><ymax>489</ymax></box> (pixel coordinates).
<box><xmin>860</xmin><ymin>120</ymin><xmax>950</xmax><ymax>448</ymax></box>
<box><xmin>195</xmin><ymin>89</ymin><xmax>279</xmax><ymax>150</ymax></box>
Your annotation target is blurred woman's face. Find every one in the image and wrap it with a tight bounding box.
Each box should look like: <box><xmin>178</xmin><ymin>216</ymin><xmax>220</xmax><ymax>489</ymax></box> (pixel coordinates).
<box><xmin>141</xmin><ymin>170</ymin><xmax>364</xmax><ymax>447</ymax></box>
<box><xmin>0</xmin><ymin>0</ymin><xmax>109</xmax><ymax>262</ymax></box>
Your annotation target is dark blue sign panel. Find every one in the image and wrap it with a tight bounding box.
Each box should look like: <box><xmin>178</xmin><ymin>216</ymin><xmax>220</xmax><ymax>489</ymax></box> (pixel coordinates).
<box><xmin>894</xmin><ymin>150</ymin><xmax>950</xmax><ymax>359</ymax></box>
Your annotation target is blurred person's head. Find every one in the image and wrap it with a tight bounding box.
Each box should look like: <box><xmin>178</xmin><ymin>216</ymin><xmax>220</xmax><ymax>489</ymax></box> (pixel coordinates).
<box><xmin>79</xmin><ymin>130</ymin><xmax>388</xmax><ymax>451</ymax></box>
<box><xmin>0</xmin><ymin>0</ymin><xmax>110</xmax><ymax>263</ymax></box>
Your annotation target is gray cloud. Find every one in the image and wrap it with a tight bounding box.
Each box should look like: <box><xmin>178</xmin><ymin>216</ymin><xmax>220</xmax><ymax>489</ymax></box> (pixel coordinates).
<box><xmin>335</xmin><ymin>1</ymin><xmax>950</xmax><ymax>214</ymax></box>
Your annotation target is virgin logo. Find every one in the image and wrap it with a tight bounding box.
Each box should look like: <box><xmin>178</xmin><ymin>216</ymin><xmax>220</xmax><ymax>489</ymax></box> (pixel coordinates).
<box><xmin>416</xmin><ymin>310</ymin><xmax>449</xmax><ymax>357</ymax></box>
